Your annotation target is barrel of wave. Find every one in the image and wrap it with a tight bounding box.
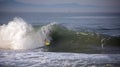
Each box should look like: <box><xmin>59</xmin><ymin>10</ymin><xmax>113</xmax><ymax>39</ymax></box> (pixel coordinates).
<box><xmin>0</xmin><ymin>17</ymin><xmax>55</xmax><ymax>50</ymax></box>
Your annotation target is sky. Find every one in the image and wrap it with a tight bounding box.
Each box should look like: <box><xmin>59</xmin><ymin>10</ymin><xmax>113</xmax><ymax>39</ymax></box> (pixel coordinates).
<box><xmin>0</xmin><ymin>0</ymin><xmax>120</xmax><ymax>13</ymax></box>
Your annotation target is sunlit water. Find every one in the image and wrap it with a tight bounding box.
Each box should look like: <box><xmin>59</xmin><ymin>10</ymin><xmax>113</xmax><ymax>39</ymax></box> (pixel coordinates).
<box><xmin>0</xmin><ymin>12</ymin><xmax>120</xmax><ymax>66</ymax></box>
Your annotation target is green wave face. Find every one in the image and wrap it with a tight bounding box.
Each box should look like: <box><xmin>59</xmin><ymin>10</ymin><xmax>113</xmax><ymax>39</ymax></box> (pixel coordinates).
<box><xmin>35</xmin><ymin>25</ymin><xmax>120</xmax><ymax>54</ymax></box>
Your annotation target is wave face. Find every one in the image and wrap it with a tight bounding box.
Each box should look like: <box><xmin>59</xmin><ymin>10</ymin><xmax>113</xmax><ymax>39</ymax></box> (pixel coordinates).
<box><xmin>47</xmin><ymin>24</ymin><xmax>120</xmax><ymax>53</ymax></box>
<box><xmin>0</xmin><ymin>17</ymin><xmax>54</xmax><ymax>50</ymax></box>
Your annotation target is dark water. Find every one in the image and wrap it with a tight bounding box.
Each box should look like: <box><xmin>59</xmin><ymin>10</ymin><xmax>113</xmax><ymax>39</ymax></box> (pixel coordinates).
<box><xmin>0</xmin><ymin>12</ymin><xmax>120</xmax><ymax>66</ymax></box>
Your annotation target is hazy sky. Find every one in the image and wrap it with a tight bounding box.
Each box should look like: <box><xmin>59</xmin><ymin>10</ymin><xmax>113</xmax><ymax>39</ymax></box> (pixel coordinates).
<box><xmin>0</xmin><ymin>0</ymin><xmax>120</xmax><ymax>13</ymax></box>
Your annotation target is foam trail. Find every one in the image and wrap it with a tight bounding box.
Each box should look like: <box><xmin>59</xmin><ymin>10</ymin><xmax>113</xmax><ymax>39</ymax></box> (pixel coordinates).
<box><xmin>0</xmin><ymin>17</ymin><xmax>54</xmax><ymax>50</ymax></box>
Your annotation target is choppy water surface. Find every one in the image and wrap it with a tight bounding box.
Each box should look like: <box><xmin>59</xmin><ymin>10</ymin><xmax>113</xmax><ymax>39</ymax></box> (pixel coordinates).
<box><xmin>0</xmin><ymin>51</ymin><xmax>120</xmax><ymax>67</ymax></box>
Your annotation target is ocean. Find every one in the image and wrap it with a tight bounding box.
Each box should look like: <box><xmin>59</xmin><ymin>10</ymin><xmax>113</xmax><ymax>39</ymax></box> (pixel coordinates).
<box><xmin>0</xmin><ymin>12</ymin><xmax>120</xmax><ymax>66</ymax></box>
<box><xmin>0</xmin><ymin>12</ymin><xmax>120</xmax><ymax>36</ymax></box>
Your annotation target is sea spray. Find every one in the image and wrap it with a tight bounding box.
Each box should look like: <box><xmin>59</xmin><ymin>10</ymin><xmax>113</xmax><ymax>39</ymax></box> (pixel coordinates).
<box><xmin>0</xmin><ymin>17</ymin><xmax>55</xmax><ymax>50</ymax></box>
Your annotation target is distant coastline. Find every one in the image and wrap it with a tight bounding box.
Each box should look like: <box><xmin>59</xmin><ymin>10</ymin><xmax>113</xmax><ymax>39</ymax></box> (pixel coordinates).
<box><xmin>0</xmin><ymin>11</ymin><xmax>120</xmax><ymax>17</ymax></box>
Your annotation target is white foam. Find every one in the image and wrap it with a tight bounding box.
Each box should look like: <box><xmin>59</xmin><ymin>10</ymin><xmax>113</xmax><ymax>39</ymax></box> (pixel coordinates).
<box><xmin>0</xmin><ymin>17</ymin><xmax>54</xmax><ymax>50</ymax></box>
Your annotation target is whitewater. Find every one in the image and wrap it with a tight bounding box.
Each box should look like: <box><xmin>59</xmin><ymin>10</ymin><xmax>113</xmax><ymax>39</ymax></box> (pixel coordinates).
<box><xmin>0</xmin><ymin>17</ymin><xmax>54</xmax><ymax>50</ymax></box>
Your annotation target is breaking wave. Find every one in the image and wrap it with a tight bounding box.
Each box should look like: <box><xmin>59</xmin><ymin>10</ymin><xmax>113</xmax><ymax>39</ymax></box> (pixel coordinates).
<box><xmin>0</xmin><ymin>17</ymin><xmax>55</xmax><ymax>50</ymax></box>
<box><xmin>0</xmin><ymin>17</ymin><xmax>119</xmax><ymax>53</ymax></box>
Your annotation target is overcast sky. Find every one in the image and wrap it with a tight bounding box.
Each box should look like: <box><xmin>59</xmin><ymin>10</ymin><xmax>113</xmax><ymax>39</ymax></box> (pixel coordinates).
<box><xmin>0</xmin><ymin>0</ymin><xmax>120</xmax><ymax>13</ymax></box>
